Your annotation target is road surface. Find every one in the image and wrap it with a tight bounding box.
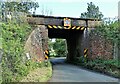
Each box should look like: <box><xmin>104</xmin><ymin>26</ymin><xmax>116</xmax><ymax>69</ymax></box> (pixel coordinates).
<box><xmin>49</xmin><ymin>57</ymin><xmax>119</xmax><ymax>83</ymax></box>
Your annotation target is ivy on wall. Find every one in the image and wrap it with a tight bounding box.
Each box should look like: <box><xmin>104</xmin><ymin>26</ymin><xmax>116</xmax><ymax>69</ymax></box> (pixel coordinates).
<box><xmin>1</xmin><ymin>15</ymin><xmax>35</xmax><ymax>82</ymax></box>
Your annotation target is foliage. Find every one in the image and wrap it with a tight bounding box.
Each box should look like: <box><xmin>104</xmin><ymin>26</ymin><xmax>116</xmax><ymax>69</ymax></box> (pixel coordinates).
<box><xmin>1</xmin><ymin>1</ymin><xmax>40</xmax><ymax>82</ymax></box>
<box><xmin>1</xmin><ymin>18</ymin><xmax>32</xmax><ymax>82</ymax></box>
<box><xmin>81</xmin><ymin>2</ymin><xmax>103</xmax><ymax>20</ymax></box>
<box><xmin>1</xmin><ymin>0</ymin><xmax>53</xmax><ymax>83</ymax></box>
<box><xmin>0</xmin><ymin>2</ymin><xmax>2</xmax><ymax>18</ymax></box>
<box><xmin>1</xmin><ymin>17</ymin><xmax>50</xmax><ymax>82</ymax></box>
<box><xmin>74</xmin><ymin>18</ymin><xmax>120</xmax><ymax>78</ymax></box>
<box><xmin>25</xmin><ymin>60</ymin><xmax>46</xmax><ymax>70</ymax></box>
<box><xmin>1</xmin><ymin>0</ymin><xmax>39</xmax><ymax>13</ymax></box>
<box><xmin>95</xmin><ymin>19</ymin><xmax>120</xmax><ymax>47</ymax></box>
<box><xmin>89</xmin><ymin>18</ymin><xmax>119</xmax><ymax>59</ymax></box>
<box><xmin>20</xmin><ymin>61</ymin><xmax>52</xmax><ymax>82</ymax></box>
<box><xmin>48</xmin><ymin>39</ymin><xmax>67</xmax><ymax>57</ymax></box>
<box><xmin>75</xmin><ymin>57</ymin><xmax>120</xmax><ymax>78</ymax></box>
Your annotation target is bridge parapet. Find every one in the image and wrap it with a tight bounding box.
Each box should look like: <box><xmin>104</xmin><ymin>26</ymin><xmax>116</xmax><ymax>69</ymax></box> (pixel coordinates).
<box><xmin>27</xmin><ymin>15</ymin><xmax>102</xmax><ymax>28</ymax></box>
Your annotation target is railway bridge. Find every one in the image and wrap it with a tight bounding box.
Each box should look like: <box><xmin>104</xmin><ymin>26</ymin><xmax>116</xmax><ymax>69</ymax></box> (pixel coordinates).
<box><xmin>26</xmin><ymin>15</ymin><xmax>102</xmax><ymax>62</ymax></box>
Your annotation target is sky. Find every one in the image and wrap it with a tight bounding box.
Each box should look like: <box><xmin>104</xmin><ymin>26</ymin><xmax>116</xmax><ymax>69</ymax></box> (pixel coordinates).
<box><xmin>34</xmin><ymin>0</ymin><xmax>119</xmax><ymax>18</ymax></box>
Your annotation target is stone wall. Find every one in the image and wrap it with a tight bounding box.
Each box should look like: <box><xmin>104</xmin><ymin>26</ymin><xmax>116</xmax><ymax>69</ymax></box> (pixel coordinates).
<box><xmin>24</xmin><ymin>25</ymin><xmax>48</xmax><ymax>61</ymax></box>
<box><xmin>24</xmin><ymin>24</ymin><xmax>114</xmax><ymax>61</ymax></box>
<box><xmin>89</xmin><ymin>29</ymin><xmax>113</xmax><ymax>59</ymax></box>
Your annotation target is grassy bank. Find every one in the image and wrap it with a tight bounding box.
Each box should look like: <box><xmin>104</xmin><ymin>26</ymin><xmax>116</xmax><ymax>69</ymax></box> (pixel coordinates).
<box><xmin>73</xmin><ymin>57</ymin><xmax>120</xmax><ymax>78</ymax></box>
<box><xmin>20</xmin><ymin>61</ymin><xmax>52</xmax><ymax>82</ymax></box>
<box><xmin>20</xmin><ymin>62</ymin><xmax>52</xmax><ymax>82</ymax></box>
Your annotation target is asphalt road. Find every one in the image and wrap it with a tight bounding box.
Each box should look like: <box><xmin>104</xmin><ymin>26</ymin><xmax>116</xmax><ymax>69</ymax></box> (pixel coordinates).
<box><xmin>49</xmin><ymin>57</ymin><xmax>119</xmax><ymax>83</ymax></box>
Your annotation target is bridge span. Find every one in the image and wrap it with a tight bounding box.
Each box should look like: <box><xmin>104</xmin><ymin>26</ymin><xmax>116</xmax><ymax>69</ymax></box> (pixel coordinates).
<box><xmin>26</xmin><ymin>15</ymin><xmax>102</xmax><ymax>62</ymax></box>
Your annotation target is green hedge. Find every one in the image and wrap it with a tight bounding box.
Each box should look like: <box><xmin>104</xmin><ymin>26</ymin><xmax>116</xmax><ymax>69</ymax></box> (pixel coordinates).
<box><xmin>1</xmin><ymin>18</ymin><xmax>41</xmax><ymax>82</ymax></box>
<box><xmin>74</xmin><ymin>57</ymin><xmax>120</xmax><ymax>78</ymax></box>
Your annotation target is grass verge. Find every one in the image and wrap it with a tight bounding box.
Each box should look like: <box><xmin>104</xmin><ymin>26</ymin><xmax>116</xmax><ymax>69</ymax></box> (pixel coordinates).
<box><xmin>72</xmin><ymin>57</ymin><xmax>120</xmax><ymax>78</ymax></box>
<box><xmin>20</xmin><ymin>61</ymin><xmax>52</xmax><ymax>82</ymax></box>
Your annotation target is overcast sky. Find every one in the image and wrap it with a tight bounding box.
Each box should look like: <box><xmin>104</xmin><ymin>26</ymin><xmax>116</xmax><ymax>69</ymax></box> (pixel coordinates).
<box><xmin>34</xmin><ymin>0</ymin><xmax>119</xmax><ymax>18</ymax></box>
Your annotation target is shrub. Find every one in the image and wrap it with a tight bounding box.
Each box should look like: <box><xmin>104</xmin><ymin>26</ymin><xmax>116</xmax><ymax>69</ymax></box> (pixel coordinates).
<box><xmin>1</xmin><ymin>19</ymin><xmax>33</xmax><ymax>82</ymax></box>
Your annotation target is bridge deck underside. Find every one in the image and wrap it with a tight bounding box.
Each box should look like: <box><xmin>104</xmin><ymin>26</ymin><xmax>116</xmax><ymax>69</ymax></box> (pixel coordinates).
<box><xmin>48</xmin><ymin>28</ymin><xmax>83</xmax><ymax>39</ymax></box>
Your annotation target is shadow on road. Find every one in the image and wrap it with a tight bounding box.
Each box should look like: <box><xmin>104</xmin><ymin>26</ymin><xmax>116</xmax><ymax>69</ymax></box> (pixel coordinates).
<box><xmin>50</xmin><ymin>57</ymin><xmax>66</xmax><ymax>65</ymax></box>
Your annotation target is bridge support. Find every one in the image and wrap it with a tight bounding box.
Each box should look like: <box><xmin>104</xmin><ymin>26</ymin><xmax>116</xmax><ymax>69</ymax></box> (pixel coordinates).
<box><xmin>24</xmin><ymin>25</ymin><xmax>48</xmax><ymax>61</ymax></box>
<box><xmin>66</xmin><ymin>30</ymin><xmax>84</xmax><ymax>62</ymax></box>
